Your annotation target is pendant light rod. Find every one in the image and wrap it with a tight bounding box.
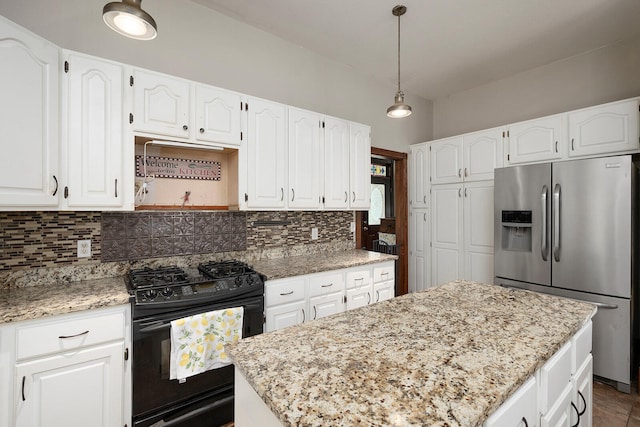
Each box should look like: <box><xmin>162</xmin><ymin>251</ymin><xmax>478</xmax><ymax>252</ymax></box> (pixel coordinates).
<box><xmin>393</xmin><ymin>5</ymin><xmax>406</xmax><ymax>93</ymax></box>
<box><xmin>387</xmin><ymin>5</ymin><xmax>412</xmax><ymax>118</ymax></box>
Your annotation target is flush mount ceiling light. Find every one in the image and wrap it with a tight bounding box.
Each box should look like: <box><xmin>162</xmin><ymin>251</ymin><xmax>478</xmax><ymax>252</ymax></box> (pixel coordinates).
<box><xmin>103</xmin><ymin>0</ymin><xmax>157</xmax><ymax>40</ymax></box>
<box><xmin>387</xmin><ymin>5</ymin><xmax>412</xmax><ymax>119</ymax></box>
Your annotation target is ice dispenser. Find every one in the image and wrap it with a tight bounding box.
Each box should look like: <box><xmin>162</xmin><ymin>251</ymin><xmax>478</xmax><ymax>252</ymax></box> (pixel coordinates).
<box><xmin>501</xmin><ymin>210</ymin><xmax>532</xmax><ymax>251</ymax></box>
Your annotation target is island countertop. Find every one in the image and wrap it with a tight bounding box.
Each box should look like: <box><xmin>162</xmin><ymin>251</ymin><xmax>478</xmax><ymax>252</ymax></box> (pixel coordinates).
<box><xmin>228</xmin><ymin>280</ymin><xmax>596</xmax><ymax>426</ymax></box>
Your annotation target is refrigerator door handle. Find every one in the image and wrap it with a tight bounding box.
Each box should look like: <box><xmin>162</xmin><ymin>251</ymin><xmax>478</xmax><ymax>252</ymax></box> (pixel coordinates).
<box><xmin>553</xmin><ymin>184</ymin><xmax>561</xmax><ymax>262</ymax></box>
<box><xmin>541</xmin><ymin>185</ymin><xmax>548</xmax><ymax>261</ymax></box>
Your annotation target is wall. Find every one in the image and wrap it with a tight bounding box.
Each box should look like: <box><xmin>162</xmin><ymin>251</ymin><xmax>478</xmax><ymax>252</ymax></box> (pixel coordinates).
<box><xmin>0</xmin><ymin>0</ymin><xmax>433</xmax><ymax>152</ymax></box>
<box><xmin>433</xmin><ymin>35</ymin><xmax>640</xmax><ymax>139</ymax></box>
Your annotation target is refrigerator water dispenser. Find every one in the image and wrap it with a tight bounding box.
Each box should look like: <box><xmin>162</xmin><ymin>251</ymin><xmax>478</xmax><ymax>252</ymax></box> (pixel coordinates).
<box><xmin>501</xmin><ymin>210</ymin><xmax>532</xmax><ymax>251</ymax></box>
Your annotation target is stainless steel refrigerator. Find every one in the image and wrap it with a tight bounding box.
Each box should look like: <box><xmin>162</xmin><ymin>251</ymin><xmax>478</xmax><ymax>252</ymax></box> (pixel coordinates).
<box><xmin>494</xmin><ymin>154</ymin><xmax>638</xmax><ymax>392</ymax></box>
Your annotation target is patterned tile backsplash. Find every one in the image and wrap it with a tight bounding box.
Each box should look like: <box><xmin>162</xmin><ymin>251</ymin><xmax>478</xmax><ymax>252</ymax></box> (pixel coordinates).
<box><xmin>0</xmin><ymin>210</ymin><xmax>354</xmax><ymax>272</ymax></box>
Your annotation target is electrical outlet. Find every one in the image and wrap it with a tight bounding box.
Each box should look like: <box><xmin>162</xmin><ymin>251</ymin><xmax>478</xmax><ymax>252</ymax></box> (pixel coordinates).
<box><xmin>350</xmin><ymin>222</ymin><xmax>356</xmax><ymax>232</ymax></box>
<box><xmin>77</xmin><ymin>239</ymin><xmax>91</xmax><ymax>258</ymax></box>
<box><xmin>311</xmin><ymin>227</ymin><xmax>319</xmax><ymax>240</ymax></box>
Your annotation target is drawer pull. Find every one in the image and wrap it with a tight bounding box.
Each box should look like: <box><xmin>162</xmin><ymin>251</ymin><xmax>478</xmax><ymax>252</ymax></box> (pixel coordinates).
<box><xmin>58</xmin><ymin>330</ymin><xmax>89</xmax><ymax>339</ymax></box>
<box><xmin>355</xmin><ymin>277</ymin><xmax>364</xmax><ymax>282</ymax></box>
<box><xmin>21</xmin><ymin>376</ymin><xmax>26</xmax><ymax>401</ymax></box>
<box><xmin>367</xmin><ymin>292</ymin><xmax>371</xmax><ymax>304</ymax></box>
<box><xmin>321</xmin><ymin>283</ymin><xmax>333</xmax><ymax>288</ymax></box>
<box><xmin>381</xmin><ymin>272</ymin><xmax>389</xmax><ymax>276</ymax></box>
<box><xmin>301</xmin><ymin>308</ymin><xmax>305</xmax><ymax>323</ymax></box>
<box><xmin>279</xmin><ymin>291</ymin><xmax>294</xmax><ymax>296</ymax></box>
<box><xmin>376</xmin><ymin>290</ymin><xmax>380</xmax><ymax>302</ymax></box>
<box><xmin>313</xmin><ymin>306</ymin><xmax>317</xmax><ymax>320</ymax></box>
<box><xmin>570</xmin><ymin>401</ymin><xmax>580</xmax><ymax>427</ymax></box>
<box><xmin>577</xmin><ymin>390</ymin><xmax>587</xmax><ymax>416</ymax></box>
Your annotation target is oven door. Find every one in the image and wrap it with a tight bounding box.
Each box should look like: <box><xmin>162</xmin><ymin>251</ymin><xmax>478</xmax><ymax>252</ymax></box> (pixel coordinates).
<box><xmin>131</xmin><ymin>295</ymin><xmax>264</xmax><ymax>421</ymax></box>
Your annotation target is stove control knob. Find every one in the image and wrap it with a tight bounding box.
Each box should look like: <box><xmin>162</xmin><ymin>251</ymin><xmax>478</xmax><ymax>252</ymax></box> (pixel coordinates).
<box><xmin>161</xmin><ymin>287</ymin><xmax>174</xmax><ymax>298</ymax></box>
<box><xmin>145</xmin><ymin>289</ymin><xmax>158</xmax><ymax>300</ymax></box>
<box><xmin>234</xmin><ymin>276</ymin><xmax>243</xmax><ymax>287</ymax></box>
<box><xmin>246</xmin><ymin>275</ymin><xmax>255</xmax><ymax>285</ymax></box>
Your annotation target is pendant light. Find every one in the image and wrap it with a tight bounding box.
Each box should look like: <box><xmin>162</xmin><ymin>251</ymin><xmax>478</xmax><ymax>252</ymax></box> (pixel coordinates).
<box><xmin>387</xmin><ymin>5</ymin><xmax>412</xmax><ymax>118</ymax></box>
<box><xmin>103</xmin><ymin>0</ymin><xmax>157</xmax><ymax>40</ymax></box>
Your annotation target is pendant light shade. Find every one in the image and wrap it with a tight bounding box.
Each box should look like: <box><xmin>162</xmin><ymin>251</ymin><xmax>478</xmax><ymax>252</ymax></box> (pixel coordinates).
<box><xmin>103</xmin><ymin>0</ymin><xmax>157</xmax><ymax>40</ymax></box>
<box><xmin>387</xmin><ymin>5</ymin><xmax>412</xmax><ymax>118</ymax></box>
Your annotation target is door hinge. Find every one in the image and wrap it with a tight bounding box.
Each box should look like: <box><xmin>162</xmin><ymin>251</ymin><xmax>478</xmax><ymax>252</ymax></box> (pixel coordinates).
<box><xmin>64</xmin><ymin>61</ymin><xmax>69</xmax><ymax>73</ymax></box>
<box><xmin>129</xmin><ymin>75</ymin><xmax>134</xmax><ymax>86</ymax></box>
<box><xmin>64</xmin><ymin>186</ymin><xmax>69</xmax><ymax>199</ymax></box>
<box><xmin>244</xmin><ymin>193</ymin><xmax>248</xmax><ymax>202</ymax></box>
<box><xmin>124</xmin><ymin>348</ymin><xmax>129</xmax><ymax>361</ymax></box>
<box><xmin>129</xmin><ymin>113</ymin><xmax>134</xmax><ymax>124</ymax></box>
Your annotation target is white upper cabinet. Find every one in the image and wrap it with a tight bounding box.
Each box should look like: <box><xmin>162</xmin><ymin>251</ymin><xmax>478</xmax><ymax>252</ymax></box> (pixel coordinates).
<box><xmin>409</xmin><ymin>143</ymin><xmax>429</xmax><ymax>208</ymax></box>
<box><xmin>349</xmin><ymin>123</ymin><xmax>371</xmax><ymax>209</ymax></box>
<box><xmin>0</xmin><ymin>16</ymin><xmax>59</xmax><ymax>209</ymax></box>
<box><xmin>568</xmin><ymin>98</ymin><xmax>639</xmax><ymax>158</ymax></box>
<box><xmin>430</xmin><ymin>136</ymin><xmax>463</xmax><ymax>185</ymax></box>
<box><xmin>505</xmin><ymin>114</ymin><xmax>565</xmax><ymax>165</ymax></box>
<box><xmin>132</xmin><ymin>68</ymin><xmax>190</xmax><ymax>139</ymax></box>
<box><xmin>246</xmin><ymin>97</ymin><xmax>287</xmax><ymax>208</ymax></box>
<box><xmin>288</xmin><ymin>107</ymin><xmax>322</xmax><ymax>209</ymax></box>
<box><xmin>194</xmin><ymin>84</ymin><xmax>243</xmax><ymax>145</ymax></box>
<box><xmin>62</xmin><ymin>51</ymin><xmax>127</xmax><ymax>209</ymax></box>
<box><xmin>462</xmin><ymin>128</ymin><xmax>502</xmax><ymax>181</ymax></box>
<box><xmin>323</xmin><ymin>117</ymin><xmax>350</xmax><ymax>209</ymax></box>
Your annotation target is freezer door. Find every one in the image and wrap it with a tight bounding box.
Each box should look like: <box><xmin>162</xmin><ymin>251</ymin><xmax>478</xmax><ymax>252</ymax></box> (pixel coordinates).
<box><xmin>552</xmin><ymin>156</ymin><xmax>632</xmax><ymax>298</ymax></box>
<box><xmin>494</xmin><ymin>278</ymin><xmax>631</xmax><ymax>391</ymax></box>
<box><xmin>494</xmin><ymin>163</ymin><xmax>551</xmax><ymax>286</ymax></box>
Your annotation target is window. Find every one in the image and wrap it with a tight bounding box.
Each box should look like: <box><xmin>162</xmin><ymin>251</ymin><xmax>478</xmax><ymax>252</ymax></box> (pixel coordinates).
<box><xmin>368</xmin><ymin>159</ymin><xmax>393</xmax><ymax>225</ymax></box>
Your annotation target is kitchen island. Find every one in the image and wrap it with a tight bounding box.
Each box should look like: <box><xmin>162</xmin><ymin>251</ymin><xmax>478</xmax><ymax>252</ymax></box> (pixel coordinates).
<box><xmin>228</xmin><ymin>280</ymin><xmax>596</xmax><ymax>426</ymax></box>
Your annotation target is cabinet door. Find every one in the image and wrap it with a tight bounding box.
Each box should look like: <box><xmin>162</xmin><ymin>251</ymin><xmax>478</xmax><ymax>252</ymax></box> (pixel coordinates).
<box><xmin>463</xmin><ymin>128</ymin><xmax>502</xmax><ymax>181</ymax></box>
<box><xmin>323</xmin><ymin>117</ymin><xmax>350</xmax><ymax>209</ymax></box>
<box><xmin>463</xmin><ymin>182</ymin><xmax>494</xmax><ymax>284</ymax></box>
<box><xmin>572</xmin><ymin>355</ymin><xmax>592</xmax><ymax>427</ymax></box>
<box><xmin>349</xmin><ymin>123</ymin><xmax>371</xmax><ymax>209</ymax></box>
<box><xmin>309</xmin><ymin>291</ymin><xmax>344</xmax><ymax>320</ymax></box>
<box><xmin>265</xmin><ymin>301</ymin><xmax>306</xmax><ymax>332</ymax></box>
<box><xmin>0</xmin><ymin>16</ymin><xmax>59</xmax><ymax>208</ymax></box>
<box><xmin>246</xmin><ymin>98</ymin><xmax>287</xmax><ymax>208</ymax></box>
<box><xmin>409</xmin><ymin>209</ymin><xmax>430</xmax><ymax>292</ymax></box>
<box><xmin>431</xmin><ymin>184</ymin><xmax>463</xmax><ymax>285</ymax></box>
<box><xmin>507</xmin><ymin>115</ymin><xmax>564</xmax><ymax>165</ymax></box>
<box><xmin>430</xmin><ymin>137</ymin><xmax>463</xmax><ymax>184</ymax></box>
<box><xmin>484</xmin><ymin>377</ymin><xmax>537</xmax><ymax>427</ymax></box>
<box><xmin>346</xmin><ymin>285</ymin><xmax>372</xmax><ymax>310</ymax></box>
<box><xmin>540</xmin><ymin>383</ymin><xmax>573</xmax><ymax>427</ymax></box>
<box><xmin>288</xmin><ymin>108</ymin><xmax>322</xmax><ymax>209</ymax></box>
<box><xmin>132</xmin><ymin>68</ymin><xmax>190</xmax><ymax>138</ymax></box>
<box><xmin>63</xmin><ymin>52</ymin><xmax>124</xmax><ymax>209</ymax></box>
<box><xmin>194</xmin><ymin>84</ymin><xmax>242</xmax><ymax>146</ymax></box>
<box><xmin>409</xmin><ymin>143</ymin><xmax>429</xmax><ymax>208</ymax></box>
<box><xmin>373</xmin><ymin>281</ymin><xmax>394</xmax><ymax>303</ymax></box>
<box><xmin>568</xmin><ymin>98</ymin><xmax>639</xmax><ymax>157</ymax></box>
<box><xmin>15</xmin><ymin>342</ymin><xmax>124</xmax><ymax>427</ymax></box>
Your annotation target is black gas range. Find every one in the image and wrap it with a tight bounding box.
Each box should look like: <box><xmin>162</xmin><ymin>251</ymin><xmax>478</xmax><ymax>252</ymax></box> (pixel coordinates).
<box><xmin>127</xmin><ymin>260</ymin><xmax>265</xmax><ymax>427</ymax></box>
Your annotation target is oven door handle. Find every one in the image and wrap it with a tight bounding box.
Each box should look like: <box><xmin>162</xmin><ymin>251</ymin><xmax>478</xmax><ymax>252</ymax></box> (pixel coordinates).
<box><xmin>151</xmin><ymin>395</ymin><xmax>234</xmax><ymax>427</ymax></box>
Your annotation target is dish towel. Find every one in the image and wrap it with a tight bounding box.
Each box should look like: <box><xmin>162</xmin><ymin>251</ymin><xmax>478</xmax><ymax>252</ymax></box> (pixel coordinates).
<box><xmin>169</xmin><ymin>307</ymin><xmax>244</xmax><ymax>381</ymax></box>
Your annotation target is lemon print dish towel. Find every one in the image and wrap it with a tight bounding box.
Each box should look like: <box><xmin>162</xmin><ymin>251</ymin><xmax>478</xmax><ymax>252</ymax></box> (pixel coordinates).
<box><xmin>170</xmin><ymin>307</ymin><xmax>244</xmax><ymax>380</ymax></box>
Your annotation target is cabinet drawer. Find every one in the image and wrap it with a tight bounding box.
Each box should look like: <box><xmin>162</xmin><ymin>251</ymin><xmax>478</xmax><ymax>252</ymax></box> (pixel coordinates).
<box><xmin>373</xmin><ymin>262</ymin><xmax>395</xmax><ymax>283</ymax></box>
<box><xmin>484</xmin><ymin>377</ymin><xmax>537</xmax><ymax>427</ymax></box>
<box><xmin>572</xmin><ymin>320</ymin><xmax>592</xmax><ymax>374</ymax></box>
<box><xmin>346</xmin><ymin>268</ymin><xmax>371</xmax><ymax>289</ymax></box>
<box><xmin>265</xmin><ymin>278</ymin><xmax>305</xmax><ymax>307</ymax></box>
<box><xmin>16</xmin><ymin>310</ymin><xmax>125</xmax><ymax>360</ymax></box>
<box><xmin>308</xmin><ymin>272</ymin><xmax>343</xmax><ymax>297</ymax></box>
<box><xmin>538</xmin><ymin>341</ymin><xmax>572</xmax><ymax>413</ymax></box>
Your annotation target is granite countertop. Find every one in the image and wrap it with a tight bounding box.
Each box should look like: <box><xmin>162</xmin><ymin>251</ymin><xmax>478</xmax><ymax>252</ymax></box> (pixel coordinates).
<box><xmin>0</xmin><ymin>276</ymin><xmax>130</xmax><ymax>324</ymax></box>
<box><xmin>228</xmin><ymin>280</ymin><xmax>596</xmax><ymax>427</ymax></box>
<box><xmin>249</xmin><ymin>249</ymin><xmax>398</xmax><ymax>281</ymax></box>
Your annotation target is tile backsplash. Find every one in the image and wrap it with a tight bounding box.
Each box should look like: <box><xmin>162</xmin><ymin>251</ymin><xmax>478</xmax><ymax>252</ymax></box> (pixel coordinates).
<box><xmin>0</xmin><ymin>210</ymin><xmax>354</xmax><ymax>274</ymax></box>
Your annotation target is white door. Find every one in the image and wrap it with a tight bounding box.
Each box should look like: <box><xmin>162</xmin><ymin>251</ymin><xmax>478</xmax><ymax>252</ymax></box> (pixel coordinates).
<box><xmin>194</xmin><ymin>84</ymin><xmax>243</xmax><ymax>146</ymax></box>
<box><xmin>430</xmin><ymin>137</ymin><xmax>463</xmax><ymax>185</ymax></box>
<box><xmin>349</xmin><ymin>123</ymin><xmax>371</xmax><ymax>209</ymax></box>
<box><xmin>323</xmin><ymin>117</ymin><xmax>350</xmax><ymax>209</ymax></box>
<box><xmin>572</xmin><ymin>355</ymin><xmax>593</xmax><ymax>427</ymax></box>
<box><xmin>463</xmin><ymin>181</ymin><xmax>494</xmax><ymax>283</ymax></box>
<box><xmin>309</xmin><ymin>292</ymin><xmax>344</xmax><ymax>320</ymax></box>
<box><xmin>463</xmin><ymin>128</ymin><xmax>502</xmax><ymax>181</ymax></box>
<box><xmin>246</xmin><ymin>98</ymin><xmax>287</xmax><ymax>208</ymax></box>
<box><xmin>408</xmin><ymin>209</ymin><xmax>429</xmax><ymax>292</ymax></box>
<box><xmin>431</xmin><ymin>184</ymin><xmax>463</xmax><ymax>286</ymax></box>
<box><xmin>507</xmin><ymin>114</ymin><xmax>565</xmax><ymax>165</ymax></box>
<box><xmin>409</xmin><ymin>143</ymin><xmax>429</xmax><ymax>208</ymax></box>
<box><xmin>0</xmin><ymin>16</ymin><xmax>59</xmax><ymax>208</ymax></box>
<box><xmin>15</xmin><ymin>342</ymin><xmax>124</xmax><ymax>427</ymax></box>
<box><xmin>568</xmin><ymin>98</ymin><xmax>639</xmax><ymax>157</ymax></box>
<box><xmin>132</xmin><ymin>68</ymin><xmax>190</xmax><ymax>138</ymax></box>
<box><xmin>265</xmin><ymin>301</ymin><xmax>306</xmax><ymax>332</ymax></box>
<box><xmin>63</xmin><ymin>52</ymin><xmax>123</xmax><ymax>209</ymax></box>
<box><xmin>288</xmin><ymin>108</ymin><xmax>322</xmax><ymax>209</ymax></box>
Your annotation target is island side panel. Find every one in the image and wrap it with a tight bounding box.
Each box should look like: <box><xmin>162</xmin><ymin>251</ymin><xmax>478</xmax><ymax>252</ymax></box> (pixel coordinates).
<box><xmin>235</xmin><ymin>367</ymin><xmax>282</xmax><ymax>427</ymax></box>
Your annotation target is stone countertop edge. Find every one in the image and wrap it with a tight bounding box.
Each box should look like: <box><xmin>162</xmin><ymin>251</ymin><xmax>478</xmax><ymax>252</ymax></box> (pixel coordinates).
<box><xmin>228</xmin><ymin>281</ymin><xmax>596</xmax><ymax>427</ymax></box>
<box><xmin>248</xmin><ymin>249</ymin><xmax>398</xmax><ymax>281</ymax></box>
<box><xmin>0</xmin><ymin>276</ymin><xmax>130</xmax><ymax>324</ymax></box>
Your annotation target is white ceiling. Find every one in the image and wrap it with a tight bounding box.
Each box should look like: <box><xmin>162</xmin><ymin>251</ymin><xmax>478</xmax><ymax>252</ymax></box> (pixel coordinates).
<box><xmin>190</xmin><ymin>0</ymin><xmax>640</xmax><ymax>100</ymax></box>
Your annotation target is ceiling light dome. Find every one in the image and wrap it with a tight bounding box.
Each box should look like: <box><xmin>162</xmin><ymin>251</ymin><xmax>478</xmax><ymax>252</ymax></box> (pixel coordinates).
<box><xmin>103</xmin><ymin>0</ymin><xmax>157</xmax><ymax>40</ymax></box>
<box><xmin>387</xmin><ymin>5</ymin><xmax>412</xmax><ymax>118</ymax></box>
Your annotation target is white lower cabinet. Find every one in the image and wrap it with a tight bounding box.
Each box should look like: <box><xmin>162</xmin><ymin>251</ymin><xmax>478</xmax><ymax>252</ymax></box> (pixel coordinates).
<box><xmin>6</xmin><ymin>305</ymin><xmax>131</xmax><ymax>427</ymax></box>
<box><xmin>264</xmin><ymin>261</ymin><xmax>395</xmax><ymax>332</ymax></box>
<box><xmin>484</xmin><ymin>377</ymin><xmax>537</xmax><ymax>427</ymax></box>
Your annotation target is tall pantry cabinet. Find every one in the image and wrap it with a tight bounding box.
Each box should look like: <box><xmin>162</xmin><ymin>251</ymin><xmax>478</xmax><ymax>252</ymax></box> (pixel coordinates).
<box><xmin>408</xmin><ymin>143</ymin><xmax>430</xmax><ymax>292</ymax></box>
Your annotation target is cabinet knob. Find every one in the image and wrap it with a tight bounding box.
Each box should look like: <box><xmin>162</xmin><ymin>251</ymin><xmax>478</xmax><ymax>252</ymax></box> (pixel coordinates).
<box><xmin>183</xmin><ymin>125</ymin><xmax>188</xmax><ymax>131</ymax></box>
<box><xmin>199</xmin><ymin>128</ymin><xmax>205</xmax><ymax>133</ymax></box>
